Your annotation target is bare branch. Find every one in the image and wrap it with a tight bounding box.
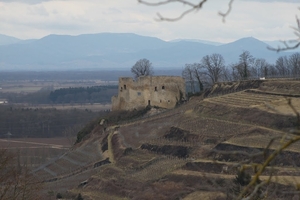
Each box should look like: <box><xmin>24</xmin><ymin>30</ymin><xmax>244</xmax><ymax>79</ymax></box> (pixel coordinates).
<box><xmin>139</xmin><ymin>0</ymin><xmax>235</xmax><ymax>22</ymax></box>
<box><xmin>156</xmin><ymin>7</ymin><xmax>197</xmax><ymax>21</ymax></box>
<box><xmin>268</xmin><ymin>15</ymin><xmax>300</xmax><ymax>52</ymax></box>
<box><xmin>139</xmin><ymin>0</ymin><xmax>236</xmax><ymax>22</ymax></box>
<box><xmin>263</xmin><ymin>136</ymin><xmax>282</xmax><ymax>159</ymax></box>
<box><xmin>218</xmin><ymin>0</ymin><xmax>235</xmax><ymax>22</ymax></box>
<box><xmin>238</xmin><ymin>135</ymin><xmax>300</xmax><ymax>199</ymax></box>
<box><xmin>139</xmin><ymin>0</ymin><xmax>240</xmax><ymax>22</ymax></box>
<box><xmin>241</xmin><ymin>181</ymin><xmax>266</xmax><ymax>200</ymax></box>
<box><xmin>138</xmin><ymin>0</ymin><xmax>197</xmax><ymax>7</ymax></box>
<box><xmin>268</xmin><ymin>40</ymin><xmax>300</xmax><ymax>52</ymax></box>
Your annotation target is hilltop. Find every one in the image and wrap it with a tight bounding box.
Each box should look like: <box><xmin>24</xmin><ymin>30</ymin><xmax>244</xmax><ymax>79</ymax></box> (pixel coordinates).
<box><xmin>33</xmin><ymin>79</ymin><xmax>300</xmax><ymax>199</ymax></box>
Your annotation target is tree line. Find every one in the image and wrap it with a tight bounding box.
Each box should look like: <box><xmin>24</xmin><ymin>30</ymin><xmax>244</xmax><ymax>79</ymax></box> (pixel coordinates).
<box><xmin>182</xmin><ymin>51</ymin><xmax>300</xmax><ymax>93</ymax></box>
<box><xmin>49</xmin><ymin>86</ymin><xmax>117</xmax><ymax>104</ymax></box>
<box><xmin>0</xmin><ymin>106</ymin><xmax>106</xmax><ymax>138</ymax></box>
<box><xmin>1</xmin><ymin>85</ymin><xmax>118</xmax><ymax>104</ymax></box>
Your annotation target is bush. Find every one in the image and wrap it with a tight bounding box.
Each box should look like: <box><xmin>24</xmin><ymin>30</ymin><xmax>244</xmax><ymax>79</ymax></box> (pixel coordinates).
<box><xmin>234</xmin><ymin>170</ymin><xmax>251</xmax><ymax>186</ymax></box>
<box><xmin>56</xmin><ymin>193</ymin><xmax>63</xmax><ymax>199</ymax></box>
<box><xmin>75</xmin><ymin>118</ymin><xmax>99</xmax><ymax>144</ymax></box>
<box><xmin>75</xmin><ymin>106</ymin><xmax>151</xmax><ymax>144</ymax></box>
<box><xmin>104</xmin><ymin>106</ymin><xmax>151</xmax><ymax>125</ymax></box>
<box><xmin>76</xmin><ymin>193</ymin><xmax>84</xmax><ymax>200</ymax></box>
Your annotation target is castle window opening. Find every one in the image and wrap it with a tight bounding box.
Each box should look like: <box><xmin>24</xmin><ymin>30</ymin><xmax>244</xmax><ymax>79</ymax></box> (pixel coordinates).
<box><xmin>148</xmin><ymin>100</ymin><xmax>151</xmax><ymax>106</ymax></box>
<box><xmin>120</xmin><ymin>87</ymin><xmax>123</xmax><ymax>92</ymax></box>
<box><xmin>137</xmin><ymin>92</ymin><xmax>141</xmax><ymax>96</ymax></box>
<box><xmin>168</xmin><ymin>100</ymin><xmax>170</xmax><ymax>103</ymax></box>
<box><xmin>155</xmin><ymin>86</ymin><xmax>157</xmax><ymax>91</ymax></box>
<box><xmin>162</xmin><ymin>86</ymin><xmax>165</xmax><ymax>90</ymax></box>
<box><xmin>124</xmin><ymin>85</ymin><xmax>127</xmax><ymax>90</ymax></box>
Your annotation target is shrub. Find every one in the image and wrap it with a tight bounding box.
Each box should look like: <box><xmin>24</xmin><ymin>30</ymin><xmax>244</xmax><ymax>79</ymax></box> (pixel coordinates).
<box><xmin>76</xmin><ymin>193</ymin><xmax>84</xmax><ymax>200</ymax></box>
<box><xmin>56</xmin><ymin>193</ymin><xmax>63</xmax><ymax>199</ymax></box>
<box><xmin>75</xmin><ymin>118</ymin><xmax>99</xmax><ymax>144</ymax></box>
<box><xmin>75</xmin><ymin>106</ymin><xmax>151</xmax><ymax>144</ymax></box>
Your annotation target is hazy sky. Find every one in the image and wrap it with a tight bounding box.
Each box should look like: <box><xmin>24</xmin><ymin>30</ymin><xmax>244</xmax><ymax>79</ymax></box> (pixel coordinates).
<box><xmin>0</xmin><ymin>0</ymin><xmax>299</xmax><ymax>42</ymax></box>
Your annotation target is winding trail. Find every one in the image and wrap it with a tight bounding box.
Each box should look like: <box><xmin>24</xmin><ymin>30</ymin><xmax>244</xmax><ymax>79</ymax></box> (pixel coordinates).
<box><xmin>0</xmin><ymin>139</ymin><xmax>69</xmax><ymax>149</ymax></box>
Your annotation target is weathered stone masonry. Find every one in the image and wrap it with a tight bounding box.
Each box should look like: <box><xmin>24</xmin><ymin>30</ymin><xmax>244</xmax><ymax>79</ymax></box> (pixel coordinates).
<box><xmin>111</xmin><ymin>76</ymin><xmax>186</xmax><ymax>111</ymax></box>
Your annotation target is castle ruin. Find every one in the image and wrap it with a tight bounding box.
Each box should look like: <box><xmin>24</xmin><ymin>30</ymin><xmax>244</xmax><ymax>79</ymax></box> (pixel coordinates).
<box><xmin>111</xmin><ymin>76</ymin><xmax>186</xmax><ymax>111</ymax></box>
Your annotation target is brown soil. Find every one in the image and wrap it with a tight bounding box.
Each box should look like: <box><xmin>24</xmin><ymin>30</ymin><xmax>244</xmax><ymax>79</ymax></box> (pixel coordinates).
<box><xmin>212</xmin><ymin>143</ymin><xmax>300</xmax><ymax>167</ymax></box>
<box><xmin>140</xmin><ymin>143</ymin><xmax>189</xmax><ymax>158</ymax></box>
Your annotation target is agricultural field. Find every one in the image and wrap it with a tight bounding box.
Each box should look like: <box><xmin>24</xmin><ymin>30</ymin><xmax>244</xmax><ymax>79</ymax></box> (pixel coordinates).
<box><xmin>0</xmin><ymin>71</ymin><xmax>118</xmax><ymax>140</ymax></box>
<box><xmin>0</xmin><ymin>79</ymin><xmax>117</xmax><ymax>94</ymax></box>
<box><xmin>0</xmin><ymin>137</ymin><xmax>71</xmax><ymax>168</ymax></box>
<box><xmin>0</xmin><ymin>71</ymin><xmax>118</xmax><ymax>108</ymax></box>
<box><xmin>24</xmin><ymin>103</ymin><xmax>111</xmax><ymax>111</ymax></box>
<box><xmin>0</xmin><ymin>71</ymin><xmax>119</xmax><ymax>193</ymax></box>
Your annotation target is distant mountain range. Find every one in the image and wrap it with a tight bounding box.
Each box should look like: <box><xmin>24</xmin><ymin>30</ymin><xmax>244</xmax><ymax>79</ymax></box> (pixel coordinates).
<box><xmin>0</xmin><ymin>33</ymin><xmax>296</xmax><ymax>71</ymax></box>
<box><xmin>0</xmin><ymin>34</ymin><xmax>21</xmax><ymax>46</ymax></box>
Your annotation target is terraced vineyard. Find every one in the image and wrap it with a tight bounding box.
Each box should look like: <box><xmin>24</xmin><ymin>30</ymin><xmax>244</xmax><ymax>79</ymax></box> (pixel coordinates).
<box><xmin>32</xmin><ymin>140</ymin><xmax>104</xmax><ymax>182</ymax></box>
<box><xmin>227</xmin><ymin>130</ymin><xmax>300</xmax><ymax>153</ymax></box>
<box><xmin>32</xmin><ymin>80</ymin><xmax>300</xmax><ymax>199</ymax></box>
<box><xmin>177</xmin><ymin>116</ymin><xmax>250</xmax><ymax>143</ymax></box>
<box><xmin>130</xmin><ymin>157</ymin><xmax>186</xmax><ymax>181</ymax></box>
<box><xmin>205</xmin><ymin>90</ymin><xmax>283</xmax><ymax>107</ymax></box>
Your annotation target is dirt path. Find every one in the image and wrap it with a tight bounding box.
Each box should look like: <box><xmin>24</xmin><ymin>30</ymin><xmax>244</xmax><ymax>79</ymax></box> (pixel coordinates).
<box><xmin>0</xmin><ymin>139</ymin><xmax>69</xmax><ymax>149</ymax></box>
<box><xmin>172</xmin><ymin>169</ymin><xmax>300</xmax><ymax>186</ymax></box>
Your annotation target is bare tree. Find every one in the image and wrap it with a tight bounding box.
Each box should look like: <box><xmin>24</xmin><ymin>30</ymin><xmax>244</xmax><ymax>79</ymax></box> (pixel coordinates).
<box><xmin>234</xmin><ymin>51</ymin><xmax>254</xmax><ymax>80</ymax></box>
<box><xmin>275</xmin><ymin>56</ymin><xmax>290</xmax><ymax>76</ymax></box>
<box><xmin>201</xmin><ymin>54</ymin><xmax>225</xmax><ymax>84</ymax></box>
<box><xmin>192</xmin><ymin>63</ymin><xmax>205</xmax><ymax>92</ymax></box>
<box><xmin>253</xmin><ymin>58</ymin><xmax>269</xmax><ymax>78</ymax></box>
<box><xmin>227</xmin><ymin>63</ymin><xmax>238</xmax><ymax>81</ymax></box>
<box><xmin>182</xmin><ymin>64</ymin><xmax>195</xmax><ymax>93</ymax></box>
<box><xmin>0</xmin><ymin>149</ymin><xmax>42</xmax><ymax>200</ymax></box>
<box><xmin>131</xmin><ymin>58</ymin><xmax>154</xmax><ymax>78</ymax></box>
<box><xmin>267</xmin><ymin>64</ymin><xmax>279</xmax><ymax>77</ymax></box>
<box><xmin>232</xmin><ymin>64</ymin><xmax>243</xmax><ymax>81</ymax></box>
<box><xmin>222</xmin><ymin>66</ymin><xmax>233</xmax><ymax>82</ymax></box>
<box><xmin>289</xmin><ymin>52</ymin><xmax>300</xmax><ymax>77</ymax></box>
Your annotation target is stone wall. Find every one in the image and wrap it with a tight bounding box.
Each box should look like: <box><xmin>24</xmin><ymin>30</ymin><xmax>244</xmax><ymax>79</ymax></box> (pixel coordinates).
<box><xmin>112</xmin><ymin>76</ymin><xmax>186</xmax><ymax>111</ymax></box>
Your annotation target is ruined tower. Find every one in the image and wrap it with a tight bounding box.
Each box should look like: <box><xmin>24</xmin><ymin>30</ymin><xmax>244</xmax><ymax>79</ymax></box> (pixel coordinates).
<box><xmin>111</xmin><ymin>76</ymin><xmax>186</xmax><ymax>111</ymax></box>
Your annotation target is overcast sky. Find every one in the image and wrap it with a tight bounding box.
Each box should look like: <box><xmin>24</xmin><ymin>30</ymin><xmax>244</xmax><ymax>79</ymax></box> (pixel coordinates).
<box><xmin>0</xmin><ymin>0</ymin><xmax>299</xmax><ymax>42</ymax></box>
